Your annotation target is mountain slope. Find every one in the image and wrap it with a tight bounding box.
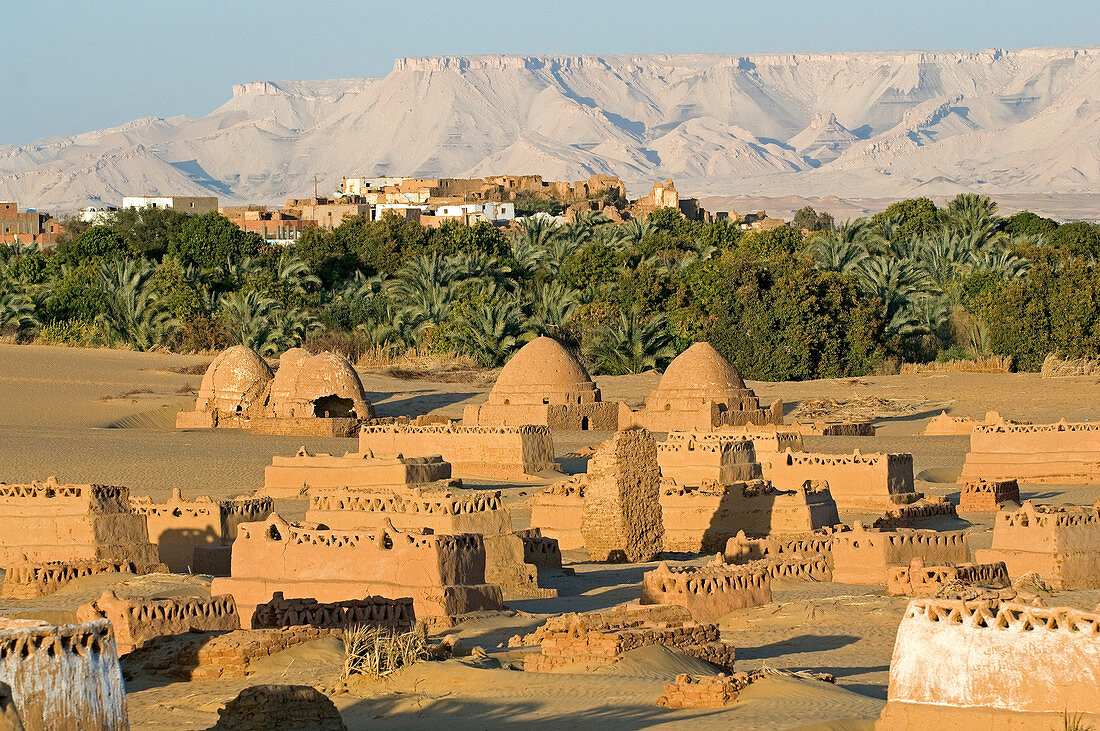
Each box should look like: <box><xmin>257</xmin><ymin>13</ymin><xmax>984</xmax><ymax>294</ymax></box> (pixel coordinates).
<box><xmin>2</xmin><ymin>48</ymin><xmax>1099</xmax><ymax>211</ymax></box>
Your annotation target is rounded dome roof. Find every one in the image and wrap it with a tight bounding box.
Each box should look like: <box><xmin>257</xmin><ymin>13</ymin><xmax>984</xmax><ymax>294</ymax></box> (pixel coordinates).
<box><xmin>268</xmin><ymin>349</ymin><xmax>371</xmax><ymax>417</ymax></box>
<box><xmin>646</xmin><ymin>342</ymin><xmax>752</xmax><ymax>408</ymax></box>
<box><xmin>488</xmin><ymin>337</ymin><xmax>599</xmax><ymax>404</ymax></box>
<box><xmin>197</xmin><ymin>345</ymin><xmax>273</xmax><ymax>410</ymax></box>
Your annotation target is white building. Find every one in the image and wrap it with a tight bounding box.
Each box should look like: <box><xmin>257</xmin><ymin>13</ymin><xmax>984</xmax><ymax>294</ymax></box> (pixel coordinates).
<box><xmin>121</xmin><ymin>196</ymin><xmax>218</xmax><ymax>214</ymax></box>
<box><xmin>433</xmin><ymin>202</ymin><xmax>515</xmax><ymax>223</ymax></box>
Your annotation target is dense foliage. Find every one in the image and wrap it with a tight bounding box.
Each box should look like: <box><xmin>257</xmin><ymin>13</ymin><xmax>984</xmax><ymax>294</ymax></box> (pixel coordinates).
<box><xmin>2</xmin><ymin>195</ymin><xmax>1098</xmax><ymax>379</ymax></box>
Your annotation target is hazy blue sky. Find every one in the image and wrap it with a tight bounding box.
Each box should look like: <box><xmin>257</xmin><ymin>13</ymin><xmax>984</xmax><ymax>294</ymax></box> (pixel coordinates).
<box><xmin>2</xmin><ymin>0</ymin><xmax>1098</xmax><ymax>145</ymax></box>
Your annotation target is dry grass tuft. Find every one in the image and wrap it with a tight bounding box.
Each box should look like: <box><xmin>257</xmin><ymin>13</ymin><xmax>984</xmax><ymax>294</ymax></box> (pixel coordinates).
<box><xmin>342</xmin><ymin>622</ymin><xmax>430</xmax><ymax>680</ymax></box>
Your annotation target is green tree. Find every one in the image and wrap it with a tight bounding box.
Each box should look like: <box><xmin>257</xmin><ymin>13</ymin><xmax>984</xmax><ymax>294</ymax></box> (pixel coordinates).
<box><xmin>871</xmin><ymin>198</ymin><xmax>941</xmax><ymax>240</ymax></box>
<box><xmin>168</xmin><ymin>212</ymin><xmax>263</xmax><ymax>269</ymax></box>
<box><xmin>585</xmin><ymin>309</ymin><xmax>675</xmax><ymax>375</ymax></box>
<box><xmin>1003</xmin><ymin>211</ymin><xmax>1058</xmax><ymax>238</ymax></box>
<box><xmin>1049</xmin><ymin>221</ymin><xmax>1100</xmax><ymax>258</ymax></box>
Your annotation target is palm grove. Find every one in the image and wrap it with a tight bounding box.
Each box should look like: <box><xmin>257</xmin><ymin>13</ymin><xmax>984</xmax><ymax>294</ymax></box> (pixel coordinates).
<box><xmin>1</xmin><ymin>194</ymin><xmax>1099</xmax><ymax>380</ymax></box>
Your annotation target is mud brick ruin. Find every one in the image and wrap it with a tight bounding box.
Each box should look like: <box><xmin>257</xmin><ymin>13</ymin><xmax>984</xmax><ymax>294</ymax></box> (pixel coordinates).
<box><xmin>0</xmin><ymin>558</ymin><xmax>166</xmax><ymax>599</ymax></box>
<box><xmin>921</xmin><ymin>410</ymin><xmax>1026</xmax><ymax>436</ymax></box>
<box><xmin>515</xmin><ymin>605</ymin><xmax>736</xmax><ymax>673</ymax></box>
<box><xmin>723</xmin><ymin>530</ymin><xmax>838</xmax><ymax>581</ymax></box>
<box><xmin>656</xmin><ymin>431</ymin><xmax>764</xmax><ymax>486</ymax></box>
<box><xmin>959</xmin><ymin>478</ymin><xmax>1020</xmax><ymax>511</ymax></box>
<box><xmin>210</xmin><ymin>685</ymin><xmax>347</xmax><ymax>731</ymax></box>
<box><xmin>659</xmin><ymin>478</ymin><xmax>839</xmax><ymax>553</ymax></box>
<box><xmin>623</xmin><ymin>342</ymin><xmax>783</xmax><ymax>431</ymax></box>
<box><xmin>580</xmin><ymin>429</ymin><xmax>664</xmax><ymax>562</ymax></box>
<box><xmin>129</xmin><ymin>489</ymin><xmax>272</xmax><ymax>572</ymax></box>
<box><xmin>305</xmin><ymin>485</ymin><xmax>559</xmax><ymax>598</ymax></box>
<box><xmin>127</xmin><ymin>626</ymin><xmax>336</xmax><ymax>682</ymax></box>
<box><xmin>877</xmin><ymin>598</ymin><xmax>1100</xmax><ymax>728</ymax></box>
<box><xmin>529</xmin><ymin>477</ymin><xmax>586</xmax><ymax>549</ymax></box>
<box><xmin>885</xmin><ymin>558</ymin><xmax>1010</xmax><ymax>597</ymax></box>
<box><xmin>177</xmin><ymin>345</ymin><xmax>374</xmax><ymax>436</ymax></box>
<box><xmin>462</xmin><ymin>336</ymin><xmax>622</xmax><ymax>430</ymax></box>
<box><xmin>264</xmin><ymin>448</ymin><xmax>454</xmax><ymax>498</ymax></box>
<box><xmin>76</xmin><ymin>591</ymin><xmax>240</xmax><ymax>654</ymax></box>
<box><xmin>0</xmin><ymin>618</ymin><xmax>128</xmax><ymax>731</ymax></box>
<box><xmin>212</xmin><ymin>514</ymin><xmax>503</xmax><ymax>626</ymax></box>
<box><xmin>959</xmin><ymin>420</ymin><xmax>1100</xmax><ymax>484</ymax></box>
<box><xmin>0</xmin><ymin>477</ymin><xmax>158</xmax><ymax>565</ymax></box>
<box><xmin>975</xmin><ymin>502</ymin><xmax>1100</xmax><ymax>588</ymax></box>
<box><xmin>657</xmin><ymin>672</ymin><xmax>752</xmax><ymax>709</ymax></box>
<box><xmin>872</xmin><ymin>496</ymin><xmax>957</xmax><ymax>531</ymax></box>
<box><xmin>251</xmin><ymin>592</ymin><xmax>415</xmax><ymax>631</ymax></box>
<box><xmin>175</xmin><ymin>345</ymin><xmax>274</xmax><ymax>429</ymax></box>
<box><xmin>641</xmin><ymin>560</ymin><xmax>772</xmax><ymax>622</ymax></box>
<box><xmin>830</xmin><ymin>523</ymin><xmax>970</xmax><ymax>584</ymax></box>
<box><xmin>359</xmin><ymin>422</ymin><xmax>557</xmax><ymax>478</ymax></box>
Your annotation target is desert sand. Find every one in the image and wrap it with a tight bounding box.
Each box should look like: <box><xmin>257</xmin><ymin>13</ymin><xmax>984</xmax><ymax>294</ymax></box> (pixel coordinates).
<box><xmin>2</xmin><ymin>342</ymin><xmax>1100</xmax><ymax>729</ymax></box>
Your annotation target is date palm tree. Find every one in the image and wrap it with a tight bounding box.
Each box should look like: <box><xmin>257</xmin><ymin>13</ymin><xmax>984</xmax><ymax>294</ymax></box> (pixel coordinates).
<box><xmin>585</xmin><ymin>309</ymin><xmax>676</xmax><ymax>375</ymax></box>
<box><xmin>97</xmin><ymin>259</ymin><xmax>180</xmax><ymax>350</ymax></box>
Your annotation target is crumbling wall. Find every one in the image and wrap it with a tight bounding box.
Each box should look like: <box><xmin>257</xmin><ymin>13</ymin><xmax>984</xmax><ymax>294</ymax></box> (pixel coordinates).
<box><xmin>581</xmin><ymin>429</ymin><xmax>664</xmax><ymax>562</ymax></box>
<box><xmin>878</xmin><ymin>598</ymin><xmax>1100</xmax><ymax>727</ymax></box>
<box><xmin>0</xmin><ymin>619</ymin><xmax>127</xmax><ymax>731</ymax></box>
<box><xmin>76</xmin><ymin>591</ymin><xmax>240</xmax><ymax>654</ymax></box>
<box><xmin>657</xmin><ymin>673</ymin><xmax>751</xmax><ymax>708</ymax></box>
<box><xmin>251</xmin><ymin>592</ymin><xmax>414</xmax><ymax>631</ymax></box>
<box><xmin>211</xmin><ymin>685</ymin><xmax>346</xmax><ymax>731</ymax></box>
<box><xmin>872</xmin><ymin>497</ymin><xmax>956</xmax><ymax>531</ymax></box>
<box><xmin>359</xmin><ymin>423</ymin><xmax>556</xmax><ymax>478</ymax></box>
<box><xmin>641</xmin><ymin>560</ymin><xmax>771</xmax><ymax>622</ymax></box>
<box><xmin>885</xmin><ymin>559</ymin><xmax>1009</xmax><ymax>597</ymax></box>
<box><xmin>0</xmin><ymin>478</ymin><xmax>157</xmax><ymax>565</ymax></box>
<box><xmin>959</xmin><ymin>478</ymin><xmax>1020</xmax><ymax>512</ymax></box>
<box><xmin>0</xmin><ymin>559</ymin><xmax>166</xmax><ymax>600</ymax></box>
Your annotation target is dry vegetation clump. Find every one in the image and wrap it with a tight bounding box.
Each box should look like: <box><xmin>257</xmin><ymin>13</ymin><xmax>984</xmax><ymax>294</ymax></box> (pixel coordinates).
<box><xmin>793</xmin><ymin>396</ymin><xmax>934</xmax><ymax>421</ymax></box>
<box><xmin>342</xmin><ymin>622</ymin><xmax>430</xmax><ymax>680</ymax></box>
<box><xmin>1041</xmin><ymin>354</ymin><xmax>1100</xmax><ymax>378</ymax></box>
<box><xmin>899</xmin><ymin>355</ymin><xmax>1014</xmax><ymax>374</ymax></box>
<box><xmin>355</xmin><ymin>347</ymin><xmax>494</xmax><ymax>383</ymax></box>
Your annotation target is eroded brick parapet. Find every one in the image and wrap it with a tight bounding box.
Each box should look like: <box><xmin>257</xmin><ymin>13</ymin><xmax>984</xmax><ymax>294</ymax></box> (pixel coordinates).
<box><xmin>975</xmin><ymin>502</ymin><xmax>1100</xmax><ymax>588</ymax></box>
<box><xmin>878</xmin><ymin>598</ymin><xmax>1100</xmax><ymax>727</ymax></box>
<box><xmin>0</xmin><ymin>618</ymin><xmax>127</xmax><ymax>731</ymax></box>
<box><xmin>959</xmin><ymin>479</ymin><xmax>1020</xmax><ymax>512</ymax></box>
<box><xmin>873</xmin><ymin>496</ymin><xmax>957</xmax><ymax>531</ymax></box>
<box><xmin>211</xmin><ymin>685</ymin><xmax>346</xmax><ymax>731</ymax></box>
<box><xmin>1</xmin><ymin>558</ymin><xmax>167</xmax><ymax>599</ymax></box>
<box><xmin>723</xmin><ymin>526</ymin><xmax>847</xmax><ymax>565</ymax></box>
<box><xmin>76</xmin><ymin>591</ymin><xmax>240</xmax><ymax>654</ymax></box>
<box><xmin>641</xmin><ymin>559</ymin><xmax>771</xmax><ymax>622</ymax></box>
<box><xmin>762</xmin><ymin>450</ymin><xmax>919</xmax><ymax>511</ymax></box>
<box><xmin>885</xmin><ymin>558</ymin><xmax>1010</xmax><ymax>597</ymax></box>
<box><xmin>251</xmin><ymin>592</ymin><xmax>414</xmax><ymax>631</ymax></box>
<box><xmin>656</xmin><ymin>432</ymin><xmax>763</xmax><ymax>486</ymax></box>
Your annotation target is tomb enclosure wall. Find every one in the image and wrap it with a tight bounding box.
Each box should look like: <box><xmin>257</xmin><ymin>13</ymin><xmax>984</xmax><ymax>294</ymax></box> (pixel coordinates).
<box><xmin>0</xmin><ymin>479</ymin><xmax>157</xmax><ymax>565</ymax></box>
<box><xmin>958</xmin><ymin>421</ymin><xmax>1100</xmax><ymax>484</ymax></box>
<box><xmin>264</xmin><ymin>450</ymin><xmax>452</xmax><ymax>494</ymax></box>
<box><xmin>251</xmin><ymin>592</ymin><xmax>415</xmax><ymax>631</ymax></box>
<box><xmin>877</xmin><ymin>598</ymin><xmax>1100</xmax><ymax>727</ymax></box>
<box><xmin>0</xmin><ymin>619</ymin><xmax>128</xmax><ymax>731</ymax></box>
<box><xmin>656</xmin><ymin>432</ymin><xmax>763</xmax><ymax>486</ymax></box>
<box><xmin>761</xmin><ymin>450</ymin><xmax>918</xmax><ymax>511</ymax></box>
<box><xmin>974</xmin><ymin>503</ymin><xmax>1100</xmax><ymax>588</ymax></box>
<box><xmin>958</xmin><ymin>479</ymin><xmax>1020</xmax><ymax>512</ymax></box>
<box><xmin>831</xmin><ymin>525</ymin><xmax>970</xmax><ymax>584</ymax></box>
<box><xmin>130</xmin><ymin>489</ymin><xmax>272</xmax><ymax>572</ymax></box>
<box><xmin>211</xmin><ymin>514</ymin><xmax>503</xmax><ymax>625</ymax></box>
<box><xmin>359</xmin><ymin>423</ymin><xmax>556</xmax><ymax>477</ymax></box>
<box><xmin>529</xmin><ymin>478</ymin><xmax>585</xmax><ymax>550</ymax></box>
<box><xmin>885</xmin><ymin>560</ymin><xmax>1010</xmax><ymax>597</ymax></box>
<box><xmin>1</xmin><ymin>559</ymin><xmax>166</xmax><ymax>600</ymax></box>
<box><xmin>640</xmin><ymin>561</ymin><xmax>772</xmax><ymax>622</ymax></box>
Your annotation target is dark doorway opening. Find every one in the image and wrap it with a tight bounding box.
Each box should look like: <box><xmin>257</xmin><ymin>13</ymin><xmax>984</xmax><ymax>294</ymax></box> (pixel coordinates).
<box><xmin>313</xmin><ymin>395</ymin><xmax>356</xmax><ymax>418</ymax></box>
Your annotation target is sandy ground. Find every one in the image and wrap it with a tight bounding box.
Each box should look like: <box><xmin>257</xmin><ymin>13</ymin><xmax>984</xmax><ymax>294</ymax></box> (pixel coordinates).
<box><xmin>2</xmin><ymin>343</ymin><xmax>1100</xmax><ymax>729</ymax></box>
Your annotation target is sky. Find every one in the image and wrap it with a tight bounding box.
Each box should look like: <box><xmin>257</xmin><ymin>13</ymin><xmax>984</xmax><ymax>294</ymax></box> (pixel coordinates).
<box><xmin>2</xmin><ymin>0</ymin><xmax>1098</xmax><ymax>146</ymax></box>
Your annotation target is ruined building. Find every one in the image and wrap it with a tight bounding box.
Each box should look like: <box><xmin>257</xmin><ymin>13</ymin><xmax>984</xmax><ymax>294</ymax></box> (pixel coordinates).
<box><xmin>264</xmin><ymin>447</ymin><xmax>454</xmax><ymax>498</ymax></box>
<box><xmin>211</xmin><ymin>514</ymin><xmax>503</xmax><ymax>626</ymax></box>
<box><xmin>177</xmin><ymin>345</ymin><xmax>374</xmax><ymax>437</ymax></box>
<box><xmin>958</xmin><ymin>420</ymin><xmax>1100</xmax><ymax>484</ymax></box>
<box><xmin>462</xmin><ymin>337</ymin><xmax>622</xmax><ymax>430</ymax></box>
